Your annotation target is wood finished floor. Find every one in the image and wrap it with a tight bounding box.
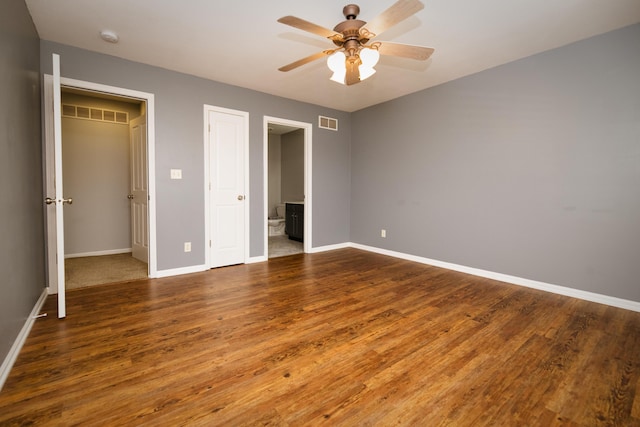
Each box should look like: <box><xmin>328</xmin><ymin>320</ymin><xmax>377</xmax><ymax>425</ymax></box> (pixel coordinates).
<box><xmin>1</xmin><ymin>248</ymin><xmax>639</xmax><ymax>426</ymax></box>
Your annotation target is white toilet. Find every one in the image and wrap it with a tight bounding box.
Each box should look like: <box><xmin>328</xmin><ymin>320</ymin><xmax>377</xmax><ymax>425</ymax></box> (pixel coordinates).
<box><xmin>268</xmin><ymin>204</ymin><xmax>286</xmax><ymax>236</ymax></box>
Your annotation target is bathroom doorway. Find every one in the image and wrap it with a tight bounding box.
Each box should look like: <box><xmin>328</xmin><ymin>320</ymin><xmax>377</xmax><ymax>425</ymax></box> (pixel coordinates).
<box><xmin>263</xmin><ymin>117</ymin><xmax>312</xmax><ymax>258</ymax></box>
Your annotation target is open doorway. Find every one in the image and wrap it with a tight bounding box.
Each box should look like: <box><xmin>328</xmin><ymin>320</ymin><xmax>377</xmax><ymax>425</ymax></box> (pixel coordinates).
<box><xmin>264</xmin><ymin>117</ymin><xmax>312</xmax><ymax>259</ymax></box>
<box><xmin>44</xmin><ymin>74</ymin><xmax>156</xmax><ymax>294</ymax></box>
<box><xmin>60</xmin><ymin>88</ymin><xmax>147</xmax><ymax>289</ymax></box>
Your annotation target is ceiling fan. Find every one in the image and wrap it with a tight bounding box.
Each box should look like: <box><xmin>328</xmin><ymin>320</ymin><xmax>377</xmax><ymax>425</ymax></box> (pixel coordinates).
<box><xmin>277</xmin><ymin>0</ymin><xmax>434</xmax><ymax>85</ymax></box>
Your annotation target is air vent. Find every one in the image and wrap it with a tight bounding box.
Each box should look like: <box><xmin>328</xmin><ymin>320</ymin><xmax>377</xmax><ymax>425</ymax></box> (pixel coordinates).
<box><xmin>62</xmin><ymin>104</ymin><xmax>129</xmax><ymax>125</ymax></box>
<box><xmin>318</xmin><ymin>115</ymin><xmax>338</xmax><ymax>131</ymax></box>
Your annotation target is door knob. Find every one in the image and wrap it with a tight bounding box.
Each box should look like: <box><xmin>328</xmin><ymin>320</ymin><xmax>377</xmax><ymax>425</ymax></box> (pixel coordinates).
<box><xmin>45</xmin><ymin>197</ymin><xmax>73</xmax><ymax>205</ymax></box>
<box><xmin>237</xmin><ymin>195</ymin><xmax>245</xmax><ymax>201</ymax></box>
<box><xmin>127</xmin><ymin>194</ymin><xmax>134</xmax><ymax>200</ymax></box>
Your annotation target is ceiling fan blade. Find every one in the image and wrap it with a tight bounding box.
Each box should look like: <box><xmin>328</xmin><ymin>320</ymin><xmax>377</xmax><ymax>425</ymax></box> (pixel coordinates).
<box><xmin>345</xmin><ymin>61</ymin><xmax>361</xmax><ymax>86</ymax></box>
<box><xmin>361</xmin><ymin>0</ymin><xmax>424</xmax><ymax>38</ymax></box>
<box><xmin>278</xmin><ymin>51</ymin><xmax>330</xmax><ymax>72</ymax></box>
<box><xmin>377</xmin><ymin>41</ymin><xmax>434</xmax><ymax>60</ymax></box>
<box><xmin>278</xmin><ymin>16</ymin><xmax>343</xmax><ymax>41</ymax></box>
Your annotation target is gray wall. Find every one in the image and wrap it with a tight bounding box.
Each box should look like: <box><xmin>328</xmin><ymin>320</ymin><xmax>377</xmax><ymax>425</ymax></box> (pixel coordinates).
<box><xmin>61</xmin><ymin>93</ymin><xmax>141</xmax><ymax>256</ymax></box>
<box><xmin>281</xmin><ymin>129</ymin><xmax>305</xmax><ymax>202</ymax></box>
<box><xmin>0</xmin><ymin>0</ymin><xmax>44</xmax><ymax>362</ymax></box>
<box><xmin>267</xmin><ymin>134</ymin><xmax>282</xmax><ymax>218</ymax></box>
<box><xmin>62</xmin><ymin>118</ymin><xmax>130</xmax><ymax>255</ymax></box>
<box><xmin>40</xmin><ymin>41</ymin><xmax>351</xmax><ymax>268</ymax></box>
<box><xmin>351</xmin><ymin>24</ymin><xmax>640</xmax><ymax>302</ymax></box>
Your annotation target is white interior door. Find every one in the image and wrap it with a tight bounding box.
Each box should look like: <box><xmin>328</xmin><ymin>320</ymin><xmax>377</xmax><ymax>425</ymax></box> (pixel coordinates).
<box><xmin>130</xmin><ymin>114</ymin><xmax>148</xmax><ymax>263</ymax></box>
<box><xmin>44</xmin><ymin>54</ymin><xmax>68</xmax><ymax>318</ymax></box>
<box><xmin>208</xmin><ymin>109</ymin><xmax>247</xmax><ymax>268</ymax></box>
<box><xmin>44</xmin><ymin>74</ymin><xmax>57</xmax><ymax>295</ymax></box>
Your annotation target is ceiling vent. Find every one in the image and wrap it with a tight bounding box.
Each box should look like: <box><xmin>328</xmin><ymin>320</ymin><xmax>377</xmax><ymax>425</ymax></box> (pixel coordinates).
<box><xmin>62</xmin><ymin>104</ymin><xmax>129</xmax><ymax>125</ymax></box>
<box><xmin>318</xmin><ymin>115</ymin><xmax>338</xmax><ymax>131</ymax></box>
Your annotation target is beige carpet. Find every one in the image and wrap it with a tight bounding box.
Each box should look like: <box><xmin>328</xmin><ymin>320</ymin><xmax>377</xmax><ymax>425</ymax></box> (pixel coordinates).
<box><xmin>65</xmin><ymin>253</ymin><xmax>148</xmax><ymax>290</ymax></box>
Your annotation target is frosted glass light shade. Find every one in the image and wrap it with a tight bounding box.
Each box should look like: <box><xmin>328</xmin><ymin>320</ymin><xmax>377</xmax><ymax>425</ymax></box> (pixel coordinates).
<box><xmin>359</xmin><ymin>66</ymin><xmax>376</xmax><ymax>80</ymax></box>
<box><xmin>327</xmin><ymin>51</ymin><xmax>347</xmax><ymax>84</ymax></box>
<box><xmin>327</xmin><ymin>48</ymin><xmax>380</xmax><ymax>84</ymax></box>
<box><xmin>359</xmin><ymin>47</ymin><xmax>379</xmax><ymax>81</ymax></box>
<box><xmin>359</xmin><ymin>47</ymin><xmax>380</xmax><ymax>69</ymax></box>
<box><xmin>327</xmin><ymin>52</ymin><xmax>346</xmax><ymax>72</ymax></box>
<box><xmin>330</xmin><ymin>70</ymin><xmax>346</xmax><ymax>83</ymax></box>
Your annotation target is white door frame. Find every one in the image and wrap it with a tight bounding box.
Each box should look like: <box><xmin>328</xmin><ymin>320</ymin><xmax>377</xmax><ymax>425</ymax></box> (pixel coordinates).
<box><xmin>203</xmin><ymin>105</ymin><xmax>250</xmax><ymax>268</ymax></box>
<box><xmin>263</xmin><ymin>116</ymin><xmax>313</xmax><ymax>257</ymax></box>
<box><xmin>43</xmin><ymin>75</ymin><xmax>158</xmax><ymax>279</ymax></box>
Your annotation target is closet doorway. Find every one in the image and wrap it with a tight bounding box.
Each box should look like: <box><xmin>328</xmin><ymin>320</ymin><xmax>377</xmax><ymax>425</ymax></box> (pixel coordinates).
<box><xmin>60</xmin><ymin>88</ymin><xmax>147</xmax><ymax>289</ymax></box>
<box><xmin>44</xmin><ymin>76</ymin><xmax>155</xmax><ymax>292</ymax></box>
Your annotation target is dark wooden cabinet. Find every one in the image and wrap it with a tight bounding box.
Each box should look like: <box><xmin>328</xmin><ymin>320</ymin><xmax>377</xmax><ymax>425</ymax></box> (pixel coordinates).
<box><xmin>285</xmin><ymin>203</ymin><xmax>304</xmax><ymax>242</ymax></box>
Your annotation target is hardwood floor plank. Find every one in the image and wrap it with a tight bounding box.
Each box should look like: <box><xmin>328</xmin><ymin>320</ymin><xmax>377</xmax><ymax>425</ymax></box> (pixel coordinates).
<box><xmin>1</xmin><ymin>248</ymin><xmax>639</xmax><ymax>426</ymax></box>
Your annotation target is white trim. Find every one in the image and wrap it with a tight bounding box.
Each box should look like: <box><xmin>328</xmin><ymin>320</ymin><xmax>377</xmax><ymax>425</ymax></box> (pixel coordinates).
<box><xmin>308</xmin><ymin>242</ymin><xmax>351</xmax><ymax>253</ymax></box>
<box><xmin>263</xmin><ymin>116</ymin><xmax>313</xmax><ymax>258</ymax></box>
<box><xmin>0</xmin><ymin>289</ymin><xmax>48</xmax><ymax>391</ymax></box>
<box><xmin>65</xmin><ymin>249</ymin><xmax>132</xmax><ymax>259</ymax></box>
<box><xmin>52</xmin><ymin>55</ymin><xmax>65</xmax><ymax>318</ymax></box>
<box><xmin>350</xmin><ymin>243</ymin><xmax>640</xmax><ymax>313</ymax></box>
<box><xmin>203</xmin><ymin>105</ymin><xmax>250</xmax><ymax>268</ymax></box>
<box><xmin>247</xmin><ymin>255</ymin><xmax>268</xmax><ymax>264</ymax></box>
<box><xmin>155</xmin><ymin>264</ymin><xmax>207</xmax><ymax>278</ymax></box>
<box><xmin>45</xmin><ymin>75</ymin><xmax>158</xmax><ymax>279</ymax></box>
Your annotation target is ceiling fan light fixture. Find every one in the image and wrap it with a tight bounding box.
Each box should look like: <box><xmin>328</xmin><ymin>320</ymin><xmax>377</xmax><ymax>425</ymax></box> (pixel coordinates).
<box><xmin>360</xmin><ymin>47</ymin><xmax>380</xmax><ymax>69</ymax></box>
<box><xmin>327</xmin><ymin>51</ymin><xmax>347</xmax><ymax>84</ymax></box>
<box><xmin>330</xmin><ymin>70</ymin><xmax>347</xmax><ymax>84</ymax></box>
<box><xmin>359</xmin><ymin>66</ymin><xmax>376</xmax><ymax>81</ymax></box>
<box><xmin>278</xmin><ymin>1</ymin><xmax>434</xmax><ymax>85</ymax></box>
<box><xmin>358</xmin><ymin>47</ymin><xmax>380</xmax><ymax>81</ymax></box>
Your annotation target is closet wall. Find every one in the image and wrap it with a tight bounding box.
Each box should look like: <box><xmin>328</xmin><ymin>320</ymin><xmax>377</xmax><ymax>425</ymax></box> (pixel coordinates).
<box><xmin>62</xmin><ymin>92</ymin><xmax>141</xmax><ymax>257</ymax></box>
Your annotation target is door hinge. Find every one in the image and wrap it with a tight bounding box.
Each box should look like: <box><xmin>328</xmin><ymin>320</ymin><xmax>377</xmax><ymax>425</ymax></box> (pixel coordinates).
<box><xmin>209</xmin><ymin>240</ymin><xmax>211</xmax><ymax>247</ymax></box>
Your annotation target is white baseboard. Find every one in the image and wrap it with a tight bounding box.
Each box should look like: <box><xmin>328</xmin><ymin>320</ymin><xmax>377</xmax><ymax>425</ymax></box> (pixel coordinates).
<box><xmin>154</xmin><ymin>264</ymin><xmax>207</xmax><ymax>278</ymax></box>
<box><xmin>350</xmin><ymin>243</ymin><xmax>640</xmax><ymax>313</ymax></box>
<box><xmin>0</xmin><ymin>288</ymin><xmax>48</xmax><ymax>391</ymax></box>
<box><xmin>65</xmin><ymin>248</ymin><xmax>132</xmax><ymax>259</ymax></box>
<box><xmin>308</xmin><ymin>242</ymin><xmax>351</xmax><ymax>253</ymax></box>
<box><xmin>247</xmin><ymin>255</ymin><xmax>268</xmax><ymax>264</ymax></box>
<box><xmin>93</xmin><ymin>242</ymin><xmax>639</xmax><ymax>312</ymax></box>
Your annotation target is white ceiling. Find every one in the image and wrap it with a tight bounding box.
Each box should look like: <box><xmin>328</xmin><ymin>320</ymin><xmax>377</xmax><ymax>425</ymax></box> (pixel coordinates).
<box><xmin>25</xmin><ymin>0</ymin><xmax>640</xmax><ymax>112</ymax></box>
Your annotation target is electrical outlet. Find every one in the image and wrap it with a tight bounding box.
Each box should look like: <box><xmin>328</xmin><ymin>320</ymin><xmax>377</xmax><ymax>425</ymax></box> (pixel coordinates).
<box><xmin>381</xmin><ymin>229</ymin><xmax>386</xmax><ymax>238</ymax></box>
<box><xmin>184</xmin><ymin>242</ymin><xmax>191</xmax><ymax>252</ymax></box>
<box><xmin>170</xmin><ymin>169</ymin><xmax>182</xmax><ymax>179</ymax></box>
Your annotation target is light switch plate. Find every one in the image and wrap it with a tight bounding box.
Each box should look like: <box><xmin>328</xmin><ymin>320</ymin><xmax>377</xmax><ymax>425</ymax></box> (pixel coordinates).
<box><xmin>170</xmin><ymin>169</ymin><xmax>182</xmax><ymax>179</ymax></box>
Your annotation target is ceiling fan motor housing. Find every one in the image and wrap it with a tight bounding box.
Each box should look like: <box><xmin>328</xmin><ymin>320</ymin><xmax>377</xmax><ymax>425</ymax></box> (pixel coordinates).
<box><xmin>333</xmin><ymin>3</ymin><xmax>369</xmax><ymax>51</ymax></box>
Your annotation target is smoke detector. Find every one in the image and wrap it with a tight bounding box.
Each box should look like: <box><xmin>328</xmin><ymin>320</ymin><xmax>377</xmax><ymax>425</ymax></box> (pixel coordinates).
<box><xmin>100</xmin><ymin>30</ymin><xmax>119</xmax><ymax>44</ymax></box>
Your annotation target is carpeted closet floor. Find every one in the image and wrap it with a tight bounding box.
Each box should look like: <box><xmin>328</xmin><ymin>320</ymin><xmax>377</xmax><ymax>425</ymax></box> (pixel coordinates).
<box><xmin>65</xmin><ymin>253</ymin><xmax>148</xmax><ymax>290</ymax></box>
